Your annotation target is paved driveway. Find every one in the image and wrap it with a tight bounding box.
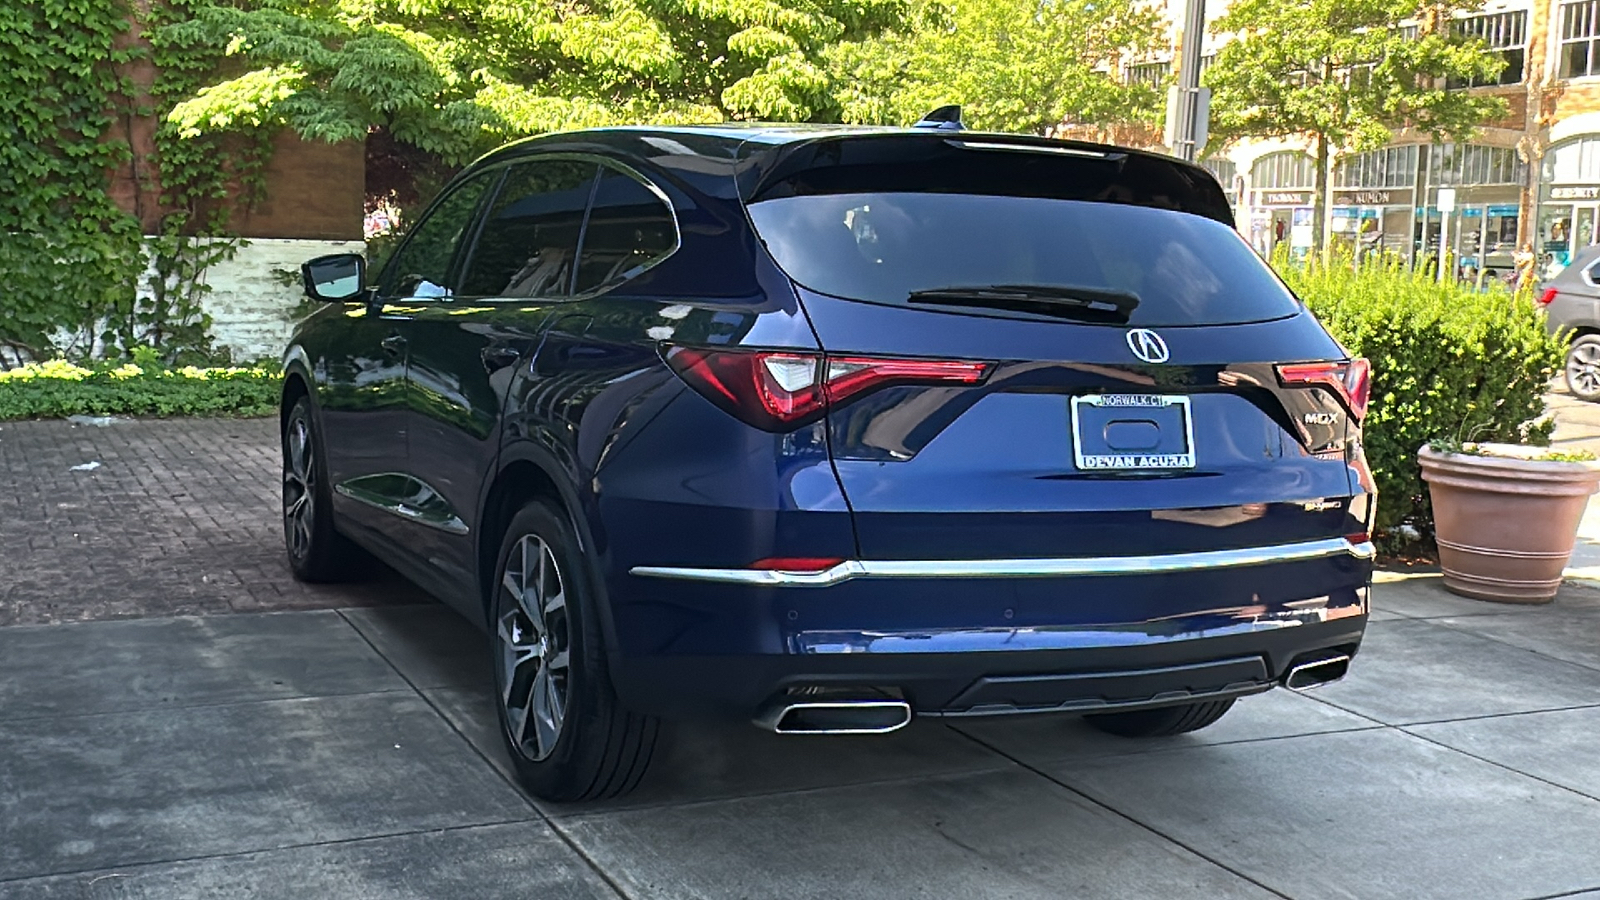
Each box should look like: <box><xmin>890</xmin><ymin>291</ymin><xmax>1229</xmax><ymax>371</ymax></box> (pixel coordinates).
<box><xmin>5</xmin><ymin>418</ymin><xmax>1600</xmax><ymax>899</ymax></box>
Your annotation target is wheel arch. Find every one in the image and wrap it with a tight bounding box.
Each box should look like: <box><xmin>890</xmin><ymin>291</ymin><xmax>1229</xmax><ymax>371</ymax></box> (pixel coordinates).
<box><xmin>279</xmin><ymin>347</ymin><xmax>317</xmax><ymax>431</ymax></box>
<box><xmin>477</xmin><ymin>443</ymin><xmax>619</xmax><ymax>654</ymax></box>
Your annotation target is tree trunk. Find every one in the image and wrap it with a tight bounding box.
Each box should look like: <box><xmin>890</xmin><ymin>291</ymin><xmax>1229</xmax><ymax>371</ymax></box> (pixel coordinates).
<box><xmin>1313</xmin><ymin>132</ymin><xmax>1329</xmax><ymax>253</ymax></box>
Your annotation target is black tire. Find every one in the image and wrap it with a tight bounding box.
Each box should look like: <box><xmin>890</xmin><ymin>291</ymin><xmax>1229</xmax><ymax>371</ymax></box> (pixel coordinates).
<box><xmin>281</xmin><ymin>396</ymin><xmax>368</xmax><ymax>582</ymax></box>
<box><xmin>1566</xmin><ymin>335</ymin><xmax>1600</xmax><ymax>402</ymax></box>
<box><xmin>1084</xmin><ymin>698</ymin><xmax>1236</xmax><ymax>738</ymax></box>
<box><xmin>489</xmin><ymin>501</ymin><xmax>658</xmax><ymax>802</ymax></box>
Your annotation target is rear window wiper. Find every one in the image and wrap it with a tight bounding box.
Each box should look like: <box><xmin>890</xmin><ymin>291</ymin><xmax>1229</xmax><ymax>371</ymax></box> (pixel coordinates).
<box><xmin>907</xmin><ymin>284</ymin><xmax>1140</xmax><ymax>323</ymax></box>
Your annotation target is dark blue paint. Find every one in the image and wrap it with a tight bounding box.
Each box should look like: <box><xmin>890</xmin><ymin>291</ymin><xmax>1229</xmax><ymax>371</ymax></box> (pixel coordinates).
<box><xmin>284</xmin><ymin>125</ymin><xmax>1373</xmax><ymax>722</ymax></box>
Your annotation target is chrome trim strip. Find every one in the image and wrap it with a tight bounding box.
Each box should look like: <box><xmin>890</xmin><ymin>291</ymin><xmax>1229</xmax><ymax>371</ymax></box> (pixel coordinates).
<box><xmin>333</xmin><ymin>482</ymin><xmax>470</xmax><ymax>535</ymax></box>
<box><xmin>630</xmin><ymin>538</ymin><xmax>1376</xmax><ymax>587</ymax></box>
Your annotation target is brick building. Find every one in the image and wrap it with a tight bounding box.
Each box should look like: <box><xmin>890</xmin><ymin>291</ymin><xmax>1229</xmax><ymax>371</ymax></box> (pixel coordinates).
<box><xmin>1133</xmin><ymin>0</ymin><xmax>1600</xmax><ymax>280</ymax></box>
<box><xmin>107</xmin><ymin>10</ymin><xmax>365</xmax><ymax>361</ymax></box>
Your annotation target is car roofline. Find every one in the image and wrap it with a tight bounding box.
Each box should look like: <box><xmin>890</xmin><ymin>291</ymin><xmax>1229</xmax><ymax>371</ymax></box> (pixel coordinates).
<box><xmin>467</xmin><ymin>124</ymin><xmax>1208</xmax><ymax>180</ymax></box>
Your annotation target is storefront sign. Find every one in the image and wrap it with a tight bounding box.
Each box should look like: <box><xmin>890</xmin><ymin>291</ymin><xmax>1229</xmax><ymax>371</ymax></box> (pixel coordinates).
<box><xmin>1261</xmin><ymin>191</ymin><xmax>1311</xmax><ymax>206</ymax></box>
<box><xmin>1332</xmin><ymin>190</ymin><xmax>1408</xmax><ymax>206</ymax></box>
<box><xmin>1551</xmin><ymin>186</ymin><xmax>1600</xmax><ymax>201</ymax></box>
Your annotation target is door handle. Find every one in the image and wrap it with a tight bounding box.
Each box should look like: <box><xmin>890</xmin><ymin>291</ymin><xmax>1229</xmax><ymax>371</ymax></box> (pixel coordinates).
<box><xmin>481</xmin><ymin>345</ymin><xmax>524</xmax><ymax>373</ymax></box>
<box><xmin>381</xmin><ymin>334</ymin><xmax>407</xmax><ymax>356</ymax></box>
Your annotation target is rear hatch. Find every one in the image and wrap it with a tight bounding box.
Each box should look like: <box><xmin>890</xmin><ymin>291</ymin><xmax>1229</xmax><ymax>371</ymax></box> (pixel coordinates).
<box><xmin>741</xmin><ymin>133</ymin><xmax>1367</xmax><ymax>561</ymax></box>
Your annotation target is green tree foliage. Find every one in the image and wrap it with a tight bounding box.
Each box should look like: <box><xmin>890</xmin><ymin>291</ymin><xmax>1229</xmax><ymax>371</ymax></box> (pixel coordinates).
<box><xmin>1206</xmin><ymin>0</ymin><xmax>1509</xmax><ymax>249</ymax></box>
<box><xmin>156</xmin><ymin>0</ymin><xmax>908</xmax><ymax>169</ymax></box>
<box><xmin>826</xmin><ymin>0</ymin><xmax>1164</xmax><ymax>134</ymax></box>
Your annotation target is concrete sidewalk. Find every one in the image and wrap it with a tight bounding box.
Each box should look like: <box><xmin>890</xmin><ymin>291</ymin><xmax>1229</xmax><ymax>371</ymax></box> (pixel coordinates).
<box><xmin>5</xmin><ymin>416</ymin><xmax>1600</xmax><ymax>898</ymax></box>
<box><xmin>1543</xmin><ymin>382</ymin><xmax>1600</xmax><ymax>583</ymax></box>
<box><xmin>2</xmin><ymin>577</ymin><xmax>1600</xmax><ymax>899</ymax></box>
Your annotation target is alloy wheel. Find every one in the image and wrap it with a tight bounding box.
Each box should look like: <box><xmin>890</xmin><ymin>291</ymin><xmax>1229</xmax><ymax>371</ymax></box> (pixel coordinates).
<box><xmin>282</xmin><ymin>416</ymin><xmax>315</xmax><ymax>560</ymax></box>
<box><xmin>497</xmin><ymin>534</ymin><xmax>572</xmax><ymax>761</ymax></box>
<box><xmin>1570</xmin><ymin>341</ymin><xmax>1600</xmax><ymax>396</ymax></box>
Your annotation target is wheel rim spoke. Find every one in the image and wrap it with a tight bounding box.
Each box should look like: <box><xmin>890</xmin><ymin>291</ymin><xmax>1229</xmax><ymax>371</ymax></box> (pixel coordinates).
<box><xmin>496</xmin><ymin>533</ymin><xmax>570</xmax><ymax>762</ymax></box>
<box><xmin>282</xmin><ymin>416</ymin><xmax>315</xmax><ymax>558</ymax></box>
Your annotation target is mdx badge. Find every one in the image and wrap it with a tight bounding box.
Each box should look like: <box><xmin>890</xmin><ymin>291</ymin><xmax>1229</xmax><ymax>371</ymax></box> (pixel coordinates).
<box><xmin>1303</xmin><ymin>411</ymin><xmax>1338</xmax><ymax>426</ymax></box>
<box><xmin>1125</xmin><ymin>329</ymin><xmax>1169</xmax><ymax>364</ymax></box>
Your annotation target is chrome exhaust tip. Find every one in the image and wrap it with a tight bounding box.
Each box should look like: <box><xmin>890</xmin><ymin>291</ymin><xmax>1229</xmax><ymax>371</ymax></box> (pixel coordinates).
<box><xmin>754</xmin><ymin>699</ymin><xmax>913</xmax><ymax>735</ymax></box>
<box><xmin>1283</xmin><ymin>653</ymin><xmax>1352</xmax><ymax>691</ymax></box>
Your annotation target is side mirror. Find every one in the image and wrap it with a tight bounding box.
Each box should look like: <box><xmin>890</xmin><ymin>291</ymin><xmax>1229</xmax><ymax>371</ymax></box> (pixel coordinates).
<box><xmin>302</xmin><ymin>253</ymin><xmax>366</xmax><ymax>302</ymax></box>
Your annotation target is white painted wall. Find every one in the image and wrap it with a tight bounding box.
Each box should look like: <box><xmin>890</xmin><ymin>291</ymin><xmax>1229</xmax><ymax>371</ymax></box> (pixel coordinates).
<box><xmin>198</xmin><ymin>238</ymin><xmax>364</xmax><ymax>362</ymax></box>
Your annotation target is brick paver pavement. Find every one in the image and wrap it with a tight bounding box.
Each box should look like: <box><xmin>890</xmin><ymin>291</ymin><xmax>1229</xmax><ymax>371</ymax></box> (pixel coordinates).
<box><xmin>0</xmin><ymin>417</ymin><xmax>425</xmax><ymax>626</ymax></box>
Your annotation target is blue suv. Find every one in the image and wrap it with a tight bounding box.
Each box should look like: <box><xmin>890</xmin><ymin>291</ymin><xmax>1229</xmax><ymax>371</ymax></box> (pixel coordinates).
<box><xmin>286</xmin><ymin>124</ymin><xmax>1376</xmax><ymax>801</ymax></box>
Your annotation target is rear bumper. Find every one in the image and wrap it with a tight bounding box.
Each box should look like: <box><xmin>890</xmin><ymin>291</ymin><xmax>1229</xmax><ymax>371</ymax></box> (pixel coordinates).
<box><xmin>610</xmin><ymin>614</ymin><xmax>1367</xmax><ymax>720</ymax></box>
<box><xmin>606</xmin><ymin>539</ymin><xmax>1372</xmax><ymax>721</ymax></box>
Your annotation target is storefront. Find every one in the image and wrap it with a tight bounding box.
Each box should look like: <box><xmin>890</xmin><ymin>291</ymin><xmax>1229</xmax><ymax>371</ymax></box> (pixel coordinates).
<box><xmin>1246</xmin><ymin>151</ymin><xmax>1317</xmax><ymax>258</ymax></box>
<box><xmin>1539</xmin><ymin>136</ymin><xmax>1600</xmax><ymax>276</ymax></box>
<box><xmin>1416</xmin><ymin>143</ymin><xmax>1524</xmax><ymax>280</ymax></box>
<box><xmin>1330</xmin><ymin>146</ymin><xmax>1419</xmax><ymax>262</ymax></box>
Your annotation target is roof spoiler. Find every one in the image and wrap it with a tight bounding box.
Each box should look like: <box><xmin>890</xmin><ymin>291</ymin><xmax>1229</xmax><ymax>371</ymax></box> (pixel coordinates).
<box><xmin>912</xmin><ymin>105</ymin><xmax>965</xmax><ymax>131</ymax></box>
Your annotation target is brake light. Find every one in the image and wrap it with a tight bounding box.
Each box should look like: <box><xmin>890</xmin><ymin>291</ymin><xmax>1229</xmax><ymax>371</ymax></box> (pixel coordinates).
<box><xmin>664</xmin><ymin>345</ymin><xmax>991</xmax><ymax>431</ymax></box>
<box><xmin>1276</xmin><ymin>358</ymin><xmax>1371</xmax><ymax>421</ymax></box>
<box><xmin>1538</xmin><ymin>287</ymin><xmax>1558</xmax><ymax>306</ymax></box>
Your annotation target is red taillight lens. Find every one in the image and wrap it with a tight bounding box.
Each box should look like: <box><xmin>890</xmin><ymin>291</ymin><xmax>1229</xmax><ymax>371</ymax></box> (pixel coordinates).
<box><xmin>1538</xmin><ymin>287</ymin><xmax>1558</xmax><ymax>306</ymax></box>
<box><xmin>1276</xmin><ymin>358</ymin><xmax>1371</xmax><ymax>421</ymax></box>
<box><xmin>824</xmin><ymin>356</ymin><xmax>991</xmax><ymax>405</ymax></box>
<box><xmin>663</xmin><ymin>346</ymin><xmax>826</xmax><ymax>430</ymax></box>
<box><xmin>664</xmin><ymin>345</ymin><xmax>992</xmax><ymax>431</ymax></box>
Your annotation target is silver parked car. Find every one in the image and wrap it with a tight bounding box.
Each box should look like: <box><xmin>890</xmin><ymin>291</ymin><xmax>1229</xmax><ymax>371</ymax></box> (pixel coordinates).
<box><xmin>1541</xmin><ymin>245</ymin><xmax>1600</xmax><ymax>401</ymax></box>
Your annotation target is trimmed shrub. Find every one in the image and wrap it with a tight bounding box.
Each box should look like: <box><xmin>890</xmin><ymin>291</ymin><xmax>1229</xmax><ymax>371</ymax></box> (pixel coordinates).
<box><xmin>0</xmin><ymin>358</ymin><xmax>279</xmax><ymax>420</ymax></box>
<box><xmin>1277</xmin><ymin>252</ymin><xmax>1563</xmax><ymax>545</ymax></box>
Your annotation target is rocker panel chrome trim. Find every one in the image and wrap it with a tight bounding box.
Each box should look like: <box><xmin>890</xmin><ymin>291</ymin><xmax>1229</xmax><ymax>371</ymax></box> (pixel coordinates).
<box><xmin>630</xmin><ymin>538</ymin><xmax>1376</xmax><ymax>587</ymax></box>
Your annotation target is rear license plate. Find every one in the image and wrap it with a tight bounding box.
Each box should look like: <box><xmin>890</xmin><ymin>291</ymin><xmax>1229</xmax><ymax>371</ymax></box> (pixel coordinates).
<box><xmin>1071</xmin><ymin>394</ymin><xmax>1195</xmax><ymax>470</ymax></box>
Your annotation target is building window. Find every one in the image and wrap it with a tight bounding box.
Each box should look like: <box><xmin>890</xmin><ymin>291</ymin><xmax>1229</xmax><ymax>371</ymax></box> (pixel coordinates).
<box><xmin>1450</xmin><ymin>11</ymin><xmax>1526</xmax><ymax>87</ymax></box>
<box><xmin>1430</xmin><ymin>144</ymin><xmax>1525</xmax><ymax>186</ymax></box>
<box><xmin>1252</xmin><ymin>152</ymin><xmax>1316</xmax><ymax>190</ymax></box>
<box><xmin>1335</xmin><ymin>146</ymin><xmax>1420</xmax><ymax>189</ymax></box>
<box><xmin>1562</xmin><ymin>0</ymin><xmax>1600</xmax><ymax>79</ymax></box>
<box><xmin>1124</xmin><ymin>61</ymin><xmax>1170</xmax><ymax>90</ymax></box>
<box><xmin>1545</xmin><ymin>136</ymin><xmax>1600</xmax><ymax>184</ymax></box>
<box><xmin>1201</xmin><ymin>157</ymin><xmax>1238</xmax><ymax>205</ymax></box>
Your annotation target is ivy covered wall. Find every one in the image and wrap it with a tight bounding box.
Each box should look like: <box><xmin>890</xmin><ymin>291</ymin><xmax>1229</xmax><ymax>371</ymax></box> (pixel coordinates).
<box><xmin>0</xmin><ymin>0</ymin><xmax>362</xmax><ymax>368</ymax></box>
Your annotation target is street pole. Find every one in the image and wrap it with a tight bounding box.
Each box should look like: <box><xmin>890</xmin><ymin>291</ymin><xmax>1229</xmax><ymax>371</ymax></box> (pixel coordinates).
<box><xmin>1171</xmin><ymin>0</ymin><xmax>1207</xmax><ymax>162</ymax></box>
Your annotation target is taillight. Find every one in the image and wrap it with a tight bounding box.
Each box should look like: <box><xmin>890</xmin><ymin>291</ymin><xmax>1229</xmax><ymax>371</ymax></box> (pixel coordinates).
<box><xmin>1538</xmin><ymin>287</ymin><xmax>1558</xmax><ymax>306</ymax></box>
<box><xmin>663</xmin><ymin>345</ymin><xmax>992</xmax><ymax>431</ymax></box>
<box><xmin>1276</xmin><ymin>358</ymin><xmax>1371</xmax><ymax>421</ymax></box>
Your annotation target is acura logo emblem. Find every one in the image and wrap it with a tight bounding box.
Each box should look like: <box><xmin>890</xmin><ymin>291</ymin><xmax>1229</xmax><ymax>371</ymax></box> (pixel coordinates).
<box><xmin>1125</xmin><ymin>329</ymin><xmax>1169</xmax><ymax>364</ymax></box>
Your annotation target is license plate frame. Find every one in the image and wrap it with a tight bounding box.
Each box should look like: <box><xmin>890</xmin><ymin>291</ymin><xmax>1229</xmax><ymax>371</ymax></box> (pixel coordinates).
<box><xmin>1070</xmin><ymin>393</ymin><xmax>1196</xmax><ymax>471</ymax></box>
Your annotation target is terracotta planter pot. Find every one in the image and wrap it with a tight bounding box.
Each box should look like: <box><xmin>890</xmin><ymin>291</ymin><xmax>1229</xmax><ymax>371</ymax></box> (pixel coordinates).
<box><xmin>1418</xmin><ymin>443</ymin><xmax>1600</xmax><ymax>603</ymax></box>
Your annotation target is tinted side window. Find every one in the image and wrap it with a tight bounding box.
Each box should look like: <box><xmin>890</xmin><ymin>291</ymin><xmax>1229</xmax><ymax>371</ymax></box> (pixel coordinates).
<box><xmin>574</xmin><ymin>167</ymin><xmax>677</xmax><ymax>295</ymax></box>
<box><xmin>459</xmin><ymin>159</ymin><xmax>598</xmax><ymax>298</ymax></box>
<box><xmin>380</xmin><ymin>171</ymin><xmax>496</xmax><ymax>299</ymax></box>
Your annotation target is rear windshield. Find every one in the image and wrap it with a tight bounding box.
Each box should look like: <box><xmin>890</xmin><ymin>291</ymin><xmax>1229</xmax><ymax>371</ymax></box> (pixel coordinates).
<box><xmin>746</xmin><ymin>192</ymin><xmax>1302</xmax><ymax>327</ymax></box>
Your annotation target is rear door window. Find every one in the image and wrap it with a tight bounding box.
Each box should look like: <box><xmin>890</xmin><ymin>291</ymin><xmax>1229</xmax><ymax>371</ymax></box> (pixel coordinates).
<box><xmin>573</xmin><ymin>166</ymin><xmax>678</xmax><ymax>295</ymax></box>
<box><xmin>459</xmin><ymin>159</ymin><xmax>599</xmax><ymax>298</ymax></box>
<box><xmin>747</xmin><ymin>192</ymin><xmax>1301</xmax><ymax>327</ymax></box>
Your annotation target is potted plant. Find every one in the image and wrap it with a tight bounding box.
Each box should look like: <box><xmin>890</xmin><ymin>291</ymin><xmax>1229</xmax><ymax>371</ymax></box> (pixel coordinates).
<box><xmin>1418</xmin><ymin>440</ymin><xmax>1600</xmax><ymax>603</ymax></box>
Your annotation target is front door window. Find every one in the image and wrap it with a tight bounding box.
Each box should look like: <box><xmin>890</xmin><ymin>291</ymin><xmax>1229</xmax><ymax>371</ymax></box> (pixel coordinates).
<box><xmin>378</xmin><ymin>171</ymin><xmax>499</xmax><ymax>300</ymax></box>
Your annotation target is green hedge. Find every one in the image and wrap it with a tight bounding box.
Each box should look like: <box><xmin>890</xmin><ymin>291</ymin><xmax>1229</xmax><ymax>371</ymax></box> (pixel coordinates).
<box><xmin>0</xmin><ymin>359</ymin><xmax>279</xmax><ymax>420</ymax></box>
<box><xmin>1279</xmin><ymin>253</ymin><xmax>1563</xmax><ymax>543</ymax></box>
